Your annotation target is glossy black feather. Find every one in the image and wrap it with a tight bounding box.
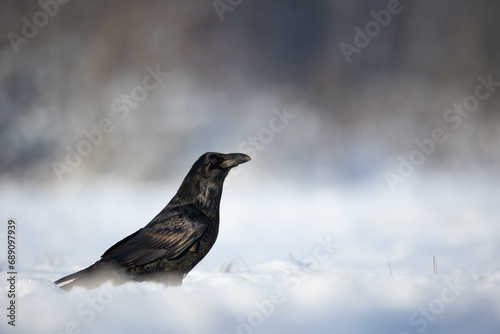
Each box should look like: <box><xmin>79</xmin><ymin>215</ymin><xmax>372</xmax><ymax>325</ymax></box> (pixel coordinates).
<box><xmin>101</xmin><ymin>205</ymin><xmax>208</xmax><ymax>266</ymax></box>
<box><xmin>55</xmin><ymin>152</ymin><xmax>250</xmax><ymax>290</ymax></box>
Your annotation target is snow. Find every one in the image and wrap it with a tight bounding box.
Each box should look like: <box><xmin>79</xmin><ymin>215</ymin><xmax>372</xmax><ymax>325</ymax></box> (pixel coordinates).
<box><xmin>1</xmin><ymin>174</ymin><xmax>500</xmax><ymax>334</ymax></box>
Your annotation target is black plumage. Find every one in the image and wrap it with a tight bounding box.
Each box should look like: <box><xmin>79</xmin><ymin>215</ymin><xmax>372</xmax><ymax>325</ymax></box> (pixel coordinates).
<box><xmin>55</xmin><ymin>152</ymin><xmax>250</xmax><ymax>290</ymax></box>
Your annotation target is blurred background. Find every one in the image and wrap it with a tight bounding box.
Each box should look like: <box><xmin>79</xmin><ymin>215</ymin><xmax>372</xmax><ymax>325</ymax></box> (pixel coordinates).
<box><xmin>1</xmin><ymin>0</ymin><xmax>499</xmax><ymax>186</ymax></box>
<box><xmin>1</xmin><ymin>2</ymin><xmax>500</xmax><ymax>333</ymax></box>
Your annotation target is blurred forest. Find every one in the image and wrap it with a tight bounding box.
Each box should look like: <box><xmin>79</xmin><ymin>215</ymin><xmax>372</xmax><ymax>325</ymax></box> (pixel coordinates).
<box><xmin>1</xmin><ymin>0</ymin><xmax>499</xmax><ymax>185</ymax></box>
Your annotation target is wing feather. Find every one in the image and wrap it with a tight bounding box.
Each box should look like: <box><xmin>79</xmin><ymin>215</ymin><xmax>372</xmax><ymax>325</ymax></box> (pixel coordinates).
<box><xmin>100</xmin><ymin>205</ymin><xmax>207</xmax><ymax>266</ymax></box>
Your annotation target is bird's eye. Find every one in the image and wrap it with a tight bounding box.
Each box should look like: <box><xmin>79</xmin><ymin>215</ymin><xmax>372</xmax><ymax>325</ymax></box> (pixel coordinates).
<box><xmin>210</xmin><ymin>158</ymin><xmax>218</xmax><ymax>165</ymax></box>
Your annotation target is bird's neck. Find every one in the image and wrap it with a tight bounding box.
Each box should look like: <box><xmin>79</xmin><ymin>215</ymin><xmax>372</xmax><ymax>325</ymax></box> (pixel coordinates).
<box><xmin>170</xmin><ymin>177</ymin><xmax>225</xmax><ymax>218</ymax></box>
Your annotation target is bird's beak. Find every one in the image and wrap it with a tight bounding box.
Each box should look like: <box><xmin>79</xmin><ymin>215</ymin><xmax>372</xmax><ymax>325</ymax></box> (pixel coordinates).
<box><xmin>220</xmin><ymin>153</ymin><xmax>251</xmax><ymax>169</ymax></box>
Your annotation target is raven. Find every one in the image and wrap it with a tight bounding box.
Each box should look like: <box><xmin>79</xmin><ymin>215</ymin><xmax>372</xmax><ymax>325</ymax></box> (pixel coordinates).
<box><xmin>55</xmin><ymin>152</ymin><xmax>250</xmax><ymax>290</ymax></box>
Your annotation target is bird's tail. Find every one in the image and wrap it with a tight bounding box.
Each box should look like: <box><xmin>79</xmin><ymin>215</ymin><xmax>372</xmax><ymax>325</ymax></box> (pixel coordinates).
<box><xmin>55</xmin><ymin>262</ymin><xmax>123</xmax><ymax>291</ymax></box>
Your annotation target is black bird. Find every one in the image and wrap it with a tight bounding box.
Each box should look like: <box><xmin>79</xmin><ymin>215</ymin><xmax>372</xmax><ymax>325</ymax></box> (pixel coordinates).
<box><xmin>55</xmin><ymin>152</ymin><xmax>250</xmax><ymax>290</ymax></box>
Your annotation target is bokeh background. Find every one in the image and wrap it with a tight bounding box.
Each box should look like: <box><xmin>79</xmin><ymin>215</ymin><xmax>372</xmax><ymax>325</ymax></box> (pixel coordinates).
<box><xmin>1</xmin><ymin>0</ymin><xmax>500</xmax><ymax>184</ymax></box>
<box><xmin>1</xmin><ymin>1</ymin><xmax>500</xmax><ymax>334</ymax></box>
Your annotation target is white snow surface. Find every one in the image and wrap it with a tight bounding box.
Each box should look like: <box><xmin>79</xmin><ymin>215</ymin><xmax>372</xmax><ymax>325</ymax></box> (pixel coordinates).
<box><xmin>1</xmin><ymin>175</ymin><xmax>500</xmax><ymax>334</ymax></box>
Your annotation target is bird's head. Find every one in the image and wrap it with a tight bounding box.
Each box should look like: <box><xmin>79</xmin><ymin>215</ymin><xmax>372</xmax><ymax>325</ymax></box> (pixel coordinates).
<box><xmin>171</xmin><ymin>152</ymin><xmax>251</xmax><ymax>211</ymax></box>
<box><xmin>193</xmin><ymin>152</ymin><xmax>251</xmax><ymax>180</ymax></box>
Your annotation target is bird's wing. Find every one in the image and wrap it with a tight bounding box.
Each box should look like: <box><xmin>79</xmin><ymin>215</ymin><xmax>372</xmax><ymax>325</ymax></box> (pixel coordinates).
<box><xmin>100</xmin><ymin>205</ymin><xmax>208</xmax><ymax>266</ymax></box>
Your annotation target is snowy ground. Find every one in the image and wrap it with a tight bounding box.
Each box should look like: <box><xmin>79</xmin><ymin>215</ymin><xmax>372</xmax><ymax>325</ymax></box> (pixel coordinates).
<box><xmin>1</xmin><ymin>173</ymin><xmax>500</xmax><ymax>334</ymax></box>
